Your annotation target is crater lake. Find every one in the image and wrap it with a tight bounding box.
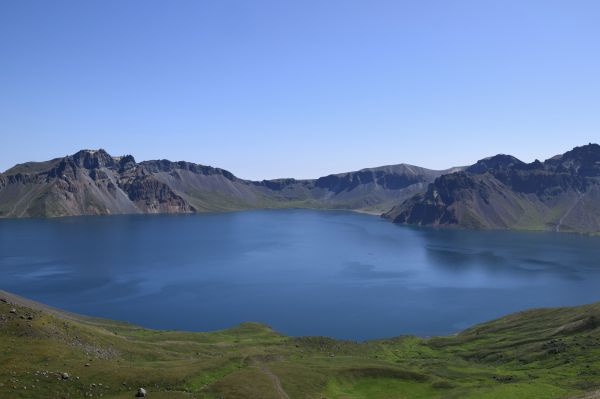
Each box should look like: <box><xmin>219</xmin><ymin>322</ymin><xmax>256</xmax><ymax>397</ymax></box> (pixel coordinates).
<box><xmin>1</xmin><ymin>209</ymin><xmax>599</xmax><ymax>340</ymax></box>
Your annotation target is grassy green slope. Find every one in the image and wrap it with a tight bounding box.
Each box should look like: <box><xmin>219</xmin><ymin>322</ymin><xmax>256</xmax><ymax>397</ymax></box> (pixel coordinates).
<box><xmin>0</xmin><ymin>291</ymin><xmax>599</xmax><ymax>398</ymax></box>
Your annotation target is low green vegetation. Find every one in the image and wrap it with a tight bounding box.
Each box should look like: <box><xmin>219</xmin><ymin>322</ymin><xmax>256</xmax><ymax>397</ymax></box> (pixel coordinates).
<box><xmin>0</xmin><ymin>291</ymin><xmax>599</xmax><ymax>398</ymax></box>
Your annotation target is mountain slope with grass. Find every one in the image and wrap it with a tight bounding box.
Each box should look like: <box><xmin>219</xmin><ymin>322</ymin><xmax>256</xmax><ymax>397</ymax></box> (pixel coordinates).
<box><xmin>384</xmin><ymin>144</ymin><xmax>600</xmax><ymax>234</ymax></box>
<box><xmin>0</xmin><ymin>149</ymin><xmax>457</xmax><ymax>218</ymax></box>
<box><xmin>1</xmin><ymin>290</ymin><xmax>599</xmax><ymax>398</ymax></box>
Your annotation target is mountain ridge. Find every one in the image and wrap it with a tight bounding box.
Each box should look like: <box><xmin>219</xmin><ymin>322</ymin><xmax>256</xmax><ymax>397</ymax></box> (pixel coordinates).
<box><xmin>384</xmin><ymin>143</ymin><xmax>600</xmax><ymax>234</ymax></box>
<box><xmin>0</xmin><ymin>149</ymin><xmax>458</xmax><ymax>218</ymax></box>
<box><xmin>4</xmin><ymin>144</ymin><xmax>600</xmax><ymax>234</ymax></box>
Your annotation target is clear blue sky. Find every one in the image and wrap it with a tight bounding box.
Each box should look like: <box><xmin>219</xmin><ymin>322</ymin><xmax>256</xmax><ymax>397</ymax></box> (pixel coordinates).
<box><xmin>1</xmin><ymin>1</ymin><xmax>599</xmax><ymax>179</ymax></box>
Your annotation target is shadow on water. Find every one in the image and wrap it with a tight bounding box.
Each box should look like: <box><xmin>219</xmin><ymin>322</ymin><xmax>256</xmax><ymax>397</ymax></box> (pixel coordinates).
<box><xmin>408</xmin><ymin>226</ymin><xmax>596</xmax><ymax>280</ymax></box>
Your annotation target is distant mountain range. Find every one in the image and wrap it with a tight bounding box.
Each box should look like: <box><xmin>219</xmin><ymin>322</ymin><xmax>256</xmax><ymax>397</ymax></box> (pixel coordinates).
<box><xmin>0</xmin><ymin>149</ymin><xmax>457</xmax><ymax>218</ymax></box>
<box><xmin>2</xmin><ymin>144</ymin><xmax>599</xmax><ymax>233</ymax></box>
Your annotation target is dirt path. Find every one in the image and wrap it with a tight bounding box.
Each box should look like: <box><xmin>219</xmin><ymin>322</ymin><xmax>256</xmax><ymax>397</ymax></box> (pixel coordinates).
<box><xmin>566</xmin><ymin>390</ymin><xmax>600</xmax><ymax>398</ymax></box>
<box><xmin>258</xmin><ymin>364</ymin><xmax>291</xmax><ymax>399</ymax></box>
<box><xmin>556</xmin><ymin>191</ymin><xmax>584</xmax><ymax>232</ymax></box>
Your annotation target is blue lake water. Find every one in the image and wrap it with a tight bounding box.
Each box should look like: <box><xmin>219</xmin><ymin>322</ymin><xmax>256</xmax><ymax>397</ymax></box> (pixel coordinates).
<box><xmin>1</xmin><ymin>209</ymin><xmax>599</xmax><ymax>340</ymax></box>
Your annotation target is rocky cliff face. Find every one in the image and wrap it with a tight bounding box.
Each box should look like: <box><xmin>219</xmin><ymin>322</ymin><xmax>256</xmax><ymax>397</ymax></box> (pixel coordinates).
<box><xmin>0</xmin><ymin>150</ymin><xmax>193</xmax><ymax>217</ymax></box>
<box><xmin>384</xmin><ymin>144</ymin><xmax>600</xmax><ymax>233</ymax></box>
<box><xmin>0</xmin><ymin>149</ymin><xmax>454</xmax><ymax>218</ymax></box>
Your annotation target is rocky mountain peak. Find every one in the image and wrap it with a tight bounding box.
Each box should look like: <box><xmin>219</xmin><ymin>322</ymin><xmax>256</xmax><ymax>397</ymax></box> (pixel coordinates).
<box><xmin>71</xmin><ymin>149</ymin><xmax>116</xmax><ymax>169</ymax></box>
<box><xmin>466</xmin><ymin>154</ymin><xmax>525</xmax><ymax>174</ymax></box>
<box><xmin>546</xmin><ymin>143</ymin><xmax>600</xmax><ymax>176</ymax></box>
<box><xmin>118</xmin><ymin>155</ymin><xmax>137</xmax><ymax>172</ymax></box>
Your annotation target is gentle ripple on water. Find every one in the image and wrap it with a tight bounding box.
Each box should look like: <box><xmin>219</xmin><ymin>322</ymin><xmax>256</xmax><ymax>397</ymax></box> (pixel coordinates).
<box><xmin>1</xmin><ymin>209</ymin><xmax>599</xmax><ymax>340</ymax></box>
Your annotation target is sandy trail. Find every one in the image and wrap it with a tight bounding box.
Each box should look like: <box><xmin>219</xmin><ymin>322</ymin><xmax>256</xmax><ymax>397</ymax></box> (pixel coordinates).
<box><xmin>258</xmin><ymin>364</ymin><xmax>291</xmax><ymax>399</ymax></box>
